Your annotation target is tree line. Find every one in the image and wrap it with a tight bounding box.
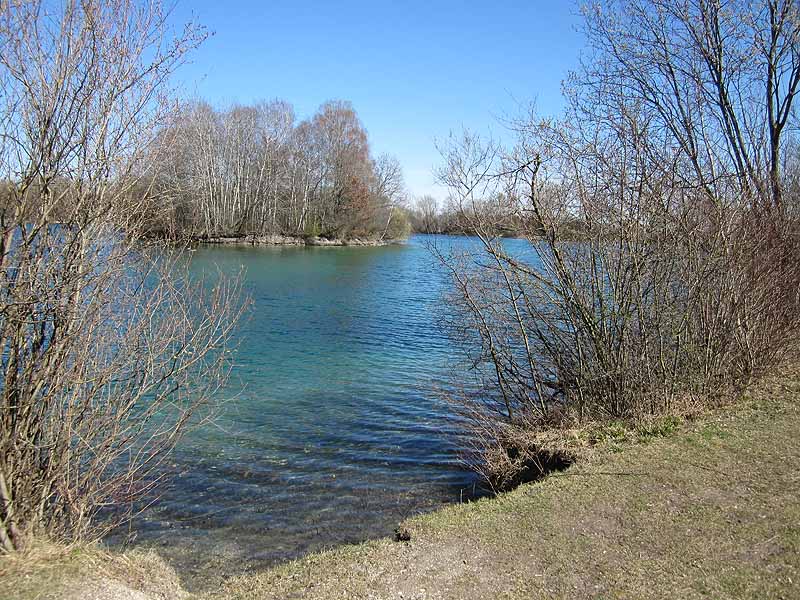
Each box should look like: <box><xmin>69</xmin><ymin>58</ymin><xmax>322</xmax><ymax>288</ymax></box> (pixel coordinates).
<box><xmin>147</xmin><ymin>99</ymin><xmax>410</xmax><ymax>241</ymax></box>
<box><xmin>408</xmin><ymin>192</ymin><xmax>587</xmax><ymax>238</ymax></box>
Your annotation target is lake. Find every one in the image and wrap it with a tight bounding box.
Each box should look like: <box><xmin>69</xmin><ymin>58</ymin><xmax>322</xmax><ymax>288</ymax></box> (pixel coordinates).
<box><xmin>121</xmin><ymin>234</ymin><xmax>526</xmax><ymax>585</ymax></box>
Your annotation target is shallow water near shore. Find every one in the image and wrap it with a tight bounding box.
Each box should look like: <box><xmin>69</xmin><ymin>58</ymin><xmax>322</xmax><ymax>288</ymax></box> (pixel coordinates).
<box><xmin>112</xmin><ymin>234</ymin><xmax>530</xmax><ymax>587</ymax></box>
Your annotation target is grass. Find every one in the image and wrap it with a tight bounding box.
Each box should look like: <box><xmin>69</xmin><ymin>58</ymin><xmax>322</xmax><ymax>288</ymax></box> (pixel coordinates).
<box><xmin>209</xmin><ymin>370</ymin><xmax>800</xmax><ymax>599</ymax></box>
<box><xmin>2</xmin><ymin>542</ymin><xmax>185</xmax><ymax>600</ymax></box>
<box><xmin>4</xmin><ymin>369</ymin><xmax>800</xmax><ymax>599</ymax></box>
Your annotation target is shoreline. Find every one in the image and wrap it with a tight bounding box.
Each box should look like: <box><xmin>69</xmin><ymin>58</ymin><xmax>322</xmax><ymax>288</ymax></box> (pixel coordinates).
<box><xmin>196</xmin><ymin>234</ymin><xmax>406</xmax><ymax>247</ymax></box>
<box><xmin>204</xmin><ymin>369</ymin><xmax>800</xmax><ymax>599</ymax></box>
<box><xmin>9</xmin><ymin>367</ymin><xmax>800</xmax><ymax>599</ymax></box>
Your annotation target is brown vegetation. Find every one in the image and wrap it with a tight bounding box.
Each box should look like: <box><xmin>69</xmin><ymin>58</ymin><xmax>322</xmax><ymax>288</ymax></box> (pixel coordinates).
<box><xmin>147</xmin><ymin>99</ymin><xmax>409</xmax><ymax>241</ymax></box>
<box><xmin>436</xmin><ymin>0</ymin><xmax>800</xmax><ymax>488</ymax></box>
<box><xmin>0</xmin><ymin>0</ymin><xmax>242</xmax><ymax>553</ymax></box>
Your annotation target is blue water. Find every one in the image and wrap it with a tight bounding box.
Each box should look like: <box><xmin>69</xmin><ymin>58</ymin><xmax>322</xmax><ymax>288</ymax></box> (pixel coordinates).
<box><xmin>121</xmin><ymin>235</ymin><xmax>527</xmax><ymax>584</ymax></box>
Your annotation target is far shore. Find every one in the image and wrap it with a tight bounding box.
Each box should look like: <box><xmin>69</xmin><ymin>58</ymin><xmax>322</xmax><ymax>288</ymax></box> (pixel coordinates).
<box><xmin>196</xmin><ymin>234</ymin><xmax>407</xmax><ymax>247</ymax></box>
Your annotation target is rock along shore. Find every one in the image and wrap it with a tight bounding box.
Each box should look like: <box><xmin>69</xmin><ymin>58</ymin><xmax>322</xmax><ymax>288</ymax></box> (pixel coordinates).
<box><xmin>198</xmin><ymin>235</ymin><xmax>403</xmax><ymax>247</ymax></box>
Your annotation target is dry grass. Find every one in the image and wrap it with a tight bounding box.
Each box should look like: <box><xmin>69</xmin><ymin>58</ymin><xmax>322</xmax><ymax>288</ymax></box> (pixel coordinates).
<box><xmin>2</xmin><ymin>543</ymin><xmax>185</xmax><ymax>600</ymax></box>
<box><xmin>207</xmin><ymin>368</ymin><xmax>800</xmax><ymax>600</ymax></box>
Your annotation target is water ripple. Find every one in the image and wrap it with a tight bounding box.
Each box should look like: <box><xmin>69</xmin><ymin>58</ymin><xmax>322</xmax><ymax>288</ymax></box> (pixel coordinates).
<box><xmin>115</xmin><ymin>235</ymin><xmax>511</xmax><ymax>585</ymax></box>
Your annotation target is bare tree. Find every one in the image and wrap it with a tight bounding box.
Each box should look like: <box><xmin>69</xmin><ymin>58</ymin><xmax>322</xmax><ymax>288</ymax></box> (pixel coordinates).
<box><xmin>414</xmin><ymin>195</ymin><xmax>440</xmax><ymax>233</ymax></box>
<box><xmin>0</xmin><ymin>0</ymin><xmax>243</xmax><ymax>552</ymax></box>
<box><xmin>437</xmin><ymin>0</ymin><xmax>800</xmax><ymax>489</ymax></box>
<box><xmin>578</xmin><ymin>0</ymin><xmax>800</xmax><ymax>210</ymax></box>
<box><xmin>372</xmin><ymin>154</ymin><xmax>408</xmax><ymax>240</ymax></box>
<box><xmin>152</xmin><ymin>99</ymin><xmax>407</xmax><ymax>240</ymax></box>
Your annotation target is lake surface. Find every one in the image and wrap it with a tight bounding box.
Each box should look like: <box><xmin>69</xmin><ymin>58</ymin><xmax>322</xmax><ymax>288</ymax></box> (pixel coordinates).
<box><xmin>120</xmin><ymin>234</ymin><xmax>525</xmax><ymax>586</ymax></box>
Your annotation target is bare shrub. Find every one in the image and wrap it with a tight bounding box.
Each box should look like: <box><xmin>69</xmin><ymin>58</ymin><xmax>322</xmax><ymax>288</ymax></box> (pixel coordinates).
<box><xmin>0</xmin><ymin>0</ymin><xmax>244</xmax><ymax>552</ymax></box>
<box><xmin>437</xmin><ymin>0</ymin><xmax>800</xmax><ymax>487</ymax></box>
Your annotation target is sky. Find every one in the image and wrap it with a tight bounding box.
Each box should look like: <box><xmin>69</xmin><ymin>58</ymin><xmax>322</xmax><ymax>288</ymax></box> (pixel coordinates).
<box><xmin>168</xmin><ymin>1</ymin><xmax>586</xmax><ymax>201</ymax></box>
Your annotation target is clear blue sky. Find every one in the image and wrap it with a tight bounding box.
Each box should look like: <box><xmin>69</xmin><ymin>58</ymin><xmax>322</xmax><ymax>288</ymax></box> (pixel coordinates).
<box><xmin>169</xmin><ymin>1</ymin><xmax>585</xmax><ymax>201</ymax></box>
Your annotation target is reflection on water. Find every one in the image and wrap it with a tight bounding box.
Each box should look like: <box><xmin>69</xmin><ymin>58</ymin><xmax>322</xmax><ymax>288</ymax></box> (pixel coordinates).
<box><xmin>114</xmin><ymin>235</ymin><xmax>528</xmax><ymax>587</ymax></box>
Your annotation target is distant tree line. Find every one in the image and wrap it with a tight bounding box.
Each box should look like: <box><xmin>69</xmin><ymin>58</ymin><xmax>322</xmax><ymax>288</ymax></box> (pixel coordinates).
<box><xmin>407</xmin><ymin>193</ymin><xmax>587</xmax><ymax>239</ymax></box>
<box><xmin>146</xmin><ymin>99</ymin><xmax>410</xmax><ymax>241</ymax></box>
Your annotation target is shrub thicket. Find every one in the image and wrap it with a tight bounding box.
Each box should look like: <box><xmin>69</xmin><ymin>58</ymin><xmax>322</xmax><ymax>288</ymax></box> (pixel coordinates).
<box><xmin>438</xmin><ymin>0</ymin><xmax>800</xmax><ymax>489</ymax></box>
